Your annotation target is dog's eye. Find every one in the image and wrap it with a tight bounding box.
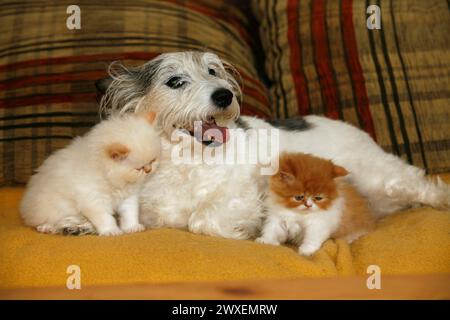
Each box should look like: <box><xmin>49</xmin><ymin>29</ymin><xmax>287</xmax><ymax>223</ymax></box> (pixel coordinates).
<box><xmin>293</xmin><ymin>195</ymin><xmax>304</xmax><ymax>201</ymax></box>
<box><xmin>166</xmin><ymin>77</ymin><xmax>186</xmax><ymax>89</ymax></box>
<box><xmin>208</xmin><ymin>68</ymin><xmax>216</xmax><ymax>76</ymax></box>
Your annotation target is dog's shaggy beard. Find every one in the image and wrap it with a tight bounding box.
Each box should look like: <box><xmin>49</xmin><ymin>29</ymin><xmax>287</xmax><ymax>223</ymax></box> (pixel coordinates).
<box><xmin>98</xmin><ymin>52</ymin><xmax>242</xmax><ymax>142</ymax></box>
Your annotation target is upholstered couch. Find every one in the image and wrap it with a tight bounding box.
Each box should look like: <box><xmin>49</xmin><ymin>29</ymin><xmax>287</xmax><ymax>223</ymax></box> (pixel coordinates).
<box><xmin>0</xmin><ymin>0</ymin><xmax>449</xmax><ymax>298</ymax></box>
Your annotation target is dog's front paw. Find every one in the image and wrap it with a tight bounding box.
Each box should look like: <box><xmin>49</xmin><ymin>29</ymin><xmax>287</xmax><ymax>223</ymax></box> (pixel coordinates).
<box><xmin>98</xmin><ymin>226</ymin><xmax>123</xmax><ymax>236</ymax></box>
<box><xmin>298</xmin><ymin>243</ymin><xmax>320</xmax><ymax>256</ymax></box>
<box><xmin>121</xmin><ymin>224</ymin><xmax>146</xmax><ymax>234</ymax></box>
<box><xmin>255</xmin><ymin>237</ymin><xmax>280</xmax><ymax>246</ymax></box>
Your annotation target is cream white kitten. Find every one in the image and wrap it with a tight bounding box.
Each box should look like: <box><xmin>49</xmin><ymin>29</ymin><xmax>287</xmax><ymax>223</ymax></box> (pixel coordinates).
<box><xmin>20</xmin><ymin>112</ymin><xmax>161</xmax><ymax>236</ymax></box>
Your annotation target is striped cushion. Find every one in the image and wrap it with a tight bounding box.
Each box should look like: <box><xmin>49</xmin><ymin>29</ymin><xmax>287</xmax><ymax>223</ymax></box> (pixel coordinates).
<box><xmin>0</xmin><ymin>0</ymin><xmax>270</xmax><ymax>185</ymax></box>
<box><xmin>253</xmin><ymin>0</ymin><xmax>450</xmax><ymax>173</ymax></box>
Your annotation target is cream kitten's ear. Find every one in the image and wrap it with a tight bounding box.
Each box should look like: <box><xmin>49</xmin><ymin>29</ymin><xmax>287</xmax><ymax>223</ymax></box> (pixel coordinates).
<box><xmin>106</xmin><ymin>143</ymin><xmax>130</xmax><ymax>161</ymax></box>
<box><xmin>333</xmin><ymin>165</ymin><xmax>349</xmax><ymax>177</ymax></box>
<box><xmin>278</xmin><ymin>171</ymin><xmax>295</xmax><ymax>183</ymax></box>
<box><xmin>144</xmin><ymin>111</ymin><xmax>157</xmax><ymax>124</ymax></box>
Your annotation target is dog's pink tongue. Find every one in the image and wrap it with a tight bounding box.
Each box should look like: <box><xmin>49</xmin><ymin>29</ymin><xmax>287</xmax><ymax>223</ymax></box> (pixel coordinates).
<box><xmin>195</xmin><ymin>121</ymin><xmax>229</xmax><ymax>144</ymax></box>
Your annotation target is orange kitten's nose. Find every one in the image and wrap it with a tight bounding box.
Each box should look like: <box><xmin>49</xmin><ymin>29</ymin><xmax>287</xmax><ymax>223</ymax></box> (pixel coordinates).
<box><xmin>143</xmin><ymin>164</ymin><xmax>152</xmax><ymax>174</ymax></box>
<box><xmin>305</xmin><ymin>200</ymin><xmax>313</xmax><ymax>208</ymax></box>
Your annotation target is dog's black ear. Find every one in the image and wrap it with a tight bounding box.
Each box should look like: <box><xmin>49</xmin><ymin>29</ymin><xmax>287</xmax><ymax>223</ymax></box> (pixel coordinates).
<box><xmin>95</xmin><ymin>77</ymin><xmax>113</xmax><ymax>94</ymax></box>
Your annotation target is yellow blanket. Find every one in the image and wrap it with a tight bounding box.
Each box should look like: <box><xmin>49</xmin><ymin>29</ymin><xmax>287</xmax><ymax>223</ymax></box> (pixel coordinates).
<box><xmin>1</xmin><ymin>176</ymin><xmax>449</xmax><ymax>289</ymax></box>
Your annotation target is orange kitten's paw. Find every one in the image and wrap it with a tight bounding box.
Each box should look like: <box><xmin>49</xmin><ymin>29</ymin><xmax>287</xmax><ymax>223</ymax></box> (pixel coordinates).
<box><xmin>36</xmin><ymin>224</ymin><xmax>57</xmax><ymax>234</ymax></box>
<box><xmin>98</xmin><ymin>227</ymin><xmax>123</xmax><ymax>236</ymax></box>
<box><xmin>255</xmin><ymin>237</ymin><xmax>280</xmax><ymax>246</ymax></box>
<box><xmin>122</xmin><ymin>224</ymin><xmax>146</xmax><ymax>234</ymax></box>
<box><xmin>298</xmin><ymin>244</ymin><xmax>319</xmax><ymax>256</ymax></box>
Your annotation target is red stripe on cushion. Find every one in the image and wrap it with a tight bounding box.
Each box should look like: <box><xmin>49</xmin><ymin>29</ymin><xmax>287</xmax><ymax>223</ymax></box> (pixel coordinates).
<box><xmin>0</xmin><ymin>70</ymin><xmax>106</xmax><ymax>91</ymax></box>
<box><xmin>0</xmin><ymin>52</ymin><xmax>159</xmax><ymax>72</ymax></box>
<box><xmin>0</xmin><ymin>93</ymin><xmax>97</xmax><ymax>109</ymax></box>
<box><xmin>342</xmin><ymin>0</ymin><xmax>376</xmax><ymax>140</ymax></box>
<box><xmin>241</xmin><ymin>104</ymin><xmax>269</xmax><ymax>118</ymax></box>
<box><xmin>239</xmin><ymin>73</ymin><xmax>267</xmax><ymax>93</ymax></box>
<box><xmin>241</xmin><ymin>86</ymin><xmax>270</xmax><ymax>108</ymax></box>
<box><xmin>287</xmin><ymin>0</ymin><xmax>309</xmax><ymax>115</ymax></box>
<box><xmin>311</xmin><ymin>0</ymin><xmax>340</xmax><ymax>119</ymax></box>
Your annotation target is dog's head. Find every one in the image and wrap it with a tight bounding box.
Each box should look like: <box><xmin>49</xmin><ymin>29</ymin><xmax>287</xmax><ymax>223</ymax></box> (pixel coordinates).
<box><xmin>96</xmin><ymin>51</ymin><xmax>242</xmax><ymax>144</ymax></box>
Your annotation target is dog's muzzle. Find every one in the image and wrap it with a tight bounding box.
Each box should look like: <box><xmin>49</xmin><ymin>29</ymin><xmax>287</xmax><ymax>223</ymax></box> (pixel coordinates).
<box><xmin>192</xmin><ymin>117</ymin><xmax>229</xmax><ymax>146</ymax></box>
<box><xmin>212</xmin><ymin>88</ymin><xmax>233</xmax><ymax>108</ymax></box>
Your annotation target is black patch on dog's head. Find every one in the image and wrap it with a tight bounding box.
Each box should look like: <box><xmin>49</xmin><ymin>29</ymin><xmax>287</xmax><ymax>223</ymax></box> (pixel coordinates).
<box><xmin>94</xmin><ymin>59</ymin><xmax>162</xmax><ymax>95</ymax></box>
<box><xmin>95</xmin><ymin>77</ymin><xmax>113</xmax><ymax>95</ymax></box>
<box><xmin>266</xmin><ymin>117</ymin><xmax>311</xmax><ymax>131</ymax></box>
<box><xmin>95</xmin><ymin>59</ymin><xmax>163</xmax><ymax>116</ymax></box>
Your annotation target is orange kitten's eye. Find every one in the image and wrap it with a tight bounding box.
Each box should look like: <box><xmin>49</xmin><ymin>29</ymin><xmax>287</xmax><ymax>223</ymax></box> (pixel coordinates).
<box><xmin>314</xmin><ymin>196</ymin><xmax>323</xmax><ymax>201</ymax></box>
<box><xmin>293</xmin><ymin>195</ymin><xmax>304</xmax><ymax>201</ymax></box>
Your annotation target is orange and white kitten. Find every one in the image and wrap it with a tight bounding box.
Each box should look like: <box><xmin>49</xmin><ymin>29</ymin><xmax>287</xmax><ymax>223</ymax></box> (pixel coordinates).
<box><xmin>20</xmin><ymin>112</ymin><xmax>160</xmax><ymax>236</ymax></box>
<box><xmin>257</xmin><ymin>152</ymin><xmax>374</xmax><ymax>256</ymax></box>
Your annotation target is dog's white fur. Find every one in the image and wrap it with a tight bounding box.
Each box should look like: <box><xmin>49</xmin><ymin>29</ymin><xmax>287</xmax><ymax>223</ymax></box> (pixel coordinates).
<box><xmin>20</xmin><ymin>114</ymin><xmax>161</xmax><ymax>236</ymax></box>
<box><xmin>138</xmin><ymin>130</ymin><xmax>266</xmax><ymax>239</ymax></box>
<box><xmin>99</xmin><ymin>51</ymin><xmax>450</xmax><ymax>240</ymax></box>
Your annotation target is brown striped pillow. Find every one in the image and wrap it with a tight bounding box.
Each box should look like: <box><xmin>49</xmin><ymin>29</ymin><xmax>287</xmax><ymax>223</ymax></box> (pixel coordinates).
<box><xmin>0</xmin><ymin>0</ymin><xmax>270</xmax><ymax>185</ymax></box>
<box><xmin>252</xmin><ymin>0</ymin><xmax>450</xmax><ymax>174</ymax></box>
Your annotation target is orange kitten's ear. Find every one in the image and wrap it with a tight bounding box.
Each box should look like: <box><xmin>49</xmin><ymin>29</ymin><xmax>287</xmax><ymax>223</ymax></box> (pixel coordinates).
<box><xmin>278</xmin><ymin>171</ymin><xmax>295</xmax><ymax>183</ymax></box>
<box><xmin>106</xmin><ymin>143</ymin><xmax>130</xmax><ymax>161</ymax></box>
<box><xmin>144</xmin><ymin>111</ymin><xmax>157</xmax><ymax>124</ymax></box>
<box><xmin>333</xmin><ymin>165</ymin><xmax>349</xmax><ymax>177</ymax></box>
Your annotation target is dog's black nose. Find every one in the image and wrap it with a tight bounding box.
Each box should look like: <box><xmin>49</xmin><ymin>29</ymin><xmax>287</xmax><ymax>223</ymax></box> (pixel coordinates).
<box><xmin>212</xmin><ymin>88</ymin><xmax>233</xmax><ymax>108</ymax></box>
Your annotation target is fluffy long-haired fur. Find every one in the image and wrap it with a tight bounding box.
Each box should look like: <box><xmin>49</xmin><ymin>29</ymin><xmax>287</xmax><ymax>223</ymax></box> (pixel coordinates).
<box><xmin>20</xmin><ymin>113</ymin><xmax>161</xmax><ymax>236</ymax></box>
<box><xmin>257</xmin><ymin>152</ymin><xmax>375</xmax><ymax>256</ymax></box>
<box><xmin>95</xmin><ymin>51</ymin><xmax>450</xmax><ymax>240</ymax></box>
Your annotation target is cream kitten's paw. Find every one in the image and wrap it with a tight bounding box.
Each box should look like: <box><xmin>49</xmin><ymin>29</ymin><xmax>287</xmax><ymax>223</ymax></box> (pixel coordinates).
<box><xmin>36</xmin><ymin>224</ymin><xmax>57</xmax><ymax>234</ymax></box>
<box><xmin>298</xmin><ymin>243</ymin><xmax>320</xmax><ymax>256</ymax></box>
<box><xmin>255</xmin><ymin>237</ymin><xmax>280</xmax><ymax>246</ymax></box>
<box><xmin>121</xmin><ymin>223</ymin><xmax>146</xmax><ymax>234</ymax></box>
<box><xmin>98</xmin><ymin>226</ymin><xmax>123</xmax><ymax>236</ymax></box>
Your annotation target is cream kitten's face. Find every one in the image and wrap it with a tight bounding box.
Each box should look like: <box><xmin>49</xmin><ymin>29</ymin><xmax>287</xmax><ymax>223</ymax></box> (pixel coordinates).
<box><xmin>98</xmin><ymin>111</ymin><xmax>161</xmax><ymax>186</ymax></box>
<box><xmin>105</xmin><ymin>141</ymin><xmax>160</xmax><ymax>185</ymax></box>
